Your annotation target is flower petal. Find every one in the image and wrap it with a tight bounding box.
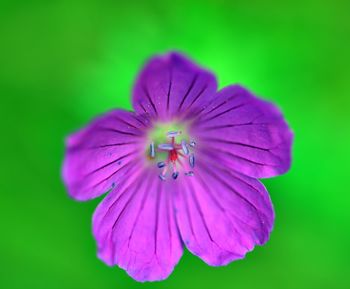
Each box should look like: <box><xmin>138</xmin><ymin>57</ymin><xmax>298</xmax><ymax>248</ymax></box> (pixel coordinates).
<box><xmin>174</xmin><ymin>159</ymin><xmax>274</xmax><ymax>266</ymax></box>
<box><xmin>132</xmin><ymin>52</ymin><xmax>217</xmax><ymax>121</ymax></box>
<box><xmin>93</xmin><ymin>169</ymin><xmax>183</xmax><ymax>282</ymax></box>
<box><xmin>192</xmin><ymin>85</ymin><xmax>293</xmax><ymax>178</ymax></box>
<box><xmin>62</xmin><ymin>109</ymin><xmax>150</xmax><ymax>201</ymax></box>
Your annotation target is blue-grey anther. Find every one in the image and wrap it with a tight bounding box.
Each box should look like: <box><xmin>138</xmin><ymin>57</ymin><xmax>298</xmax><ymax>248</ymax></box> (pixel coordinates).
<box><xmin>189</xmin><ymin>153</ymin><xmax>195</xmax><ymax>168</ymax></box>
<box><xmin>189</xmin><ymin>140</ymin><xmax>196</xmax><ymax>147</ymax></box>
<box><xmin>172</xmin><ymin>172</ymin><xmax>179</xmax><ymax>179</ymax></box>
<box><xmin>185</xmin><ymin>171</ymin><xmax>194</xmax><ymax>176</ymax></box>
<box><xmin>181</xmin><ymin>140</ymin><xmax>189</xmax><ymax>155</ymax></box>
<box><xmin>150</xmin><ymin>141</ymin><xmax>155</xmax><ymax>158</ymax></box>
<box><xmin>166</xmin><ymin>131</ymin><xmax>181</xmax><ymax>138</ymax></box>
<box><xmin>157</xmin><ymin>161</ymin><xmax>166</xmax><ymax>168</ymax></box>
<box><xmin>158</xmin><ymin>143</ymin><xmax>174</xmax><ymax>150</ymax></box>
<box><xmin>159</xmin><ymin>174</ymin><xmax>166</xmax><ymax>181</ymax></box>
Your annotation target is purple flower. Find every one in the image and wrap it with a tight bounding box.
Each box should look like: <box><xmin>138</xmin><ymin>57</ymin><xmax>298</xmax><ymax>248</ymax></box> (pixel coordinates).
<box><xmin>62</xmin><ymin>52</ymin><xmax>293</xmax><ymax>282</ymax></box>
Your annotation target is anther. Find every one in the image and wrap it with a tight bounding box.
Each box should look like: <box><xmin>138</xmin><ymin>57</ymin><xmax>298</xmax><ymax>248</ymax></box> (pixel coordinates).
<box><xmin>158</xmin><ymin>143</ymin><xmax>174</xmax><ymax>150</ymax></box>
<box><xmin>167</xmin><ymin>131</ymin><xmax>182</xmax><ymax>138</ymax></box>
<box><xmin>172</xmin><ymin>172</ymin><xmax>179</xmax><ymax>179</ymax></box>
<box><xmin>189</xmin><ymin>153</ymin><xmax>195</xmax><ymax>168</ymax></box>
<box><xmin>189</xmin><ymin>140</ymin><xmax>196</xmax><ymax>147</ymax></box>
<box><xmin>159</xmin><ymin>174</ymin><xmax>166</xmax><ymax>181</ymax></box>
<box><xmin>185</xmin><ymin>171</ymin><xmax>194</xmax><ymax>176</ymax></box>
<box><xmin>150</xmin><ymin>142</ymin><xmax>155</xmax><ymax>158</ymax></box>
<box><xmin>181</xmin><ymin>140</ymin><xmax>189</xmax><ymax>155</ymax></box>
<box><xmin>157</xmin><ymin>161</ymin><xmax>166</xmax><ymax>168</ymax></box>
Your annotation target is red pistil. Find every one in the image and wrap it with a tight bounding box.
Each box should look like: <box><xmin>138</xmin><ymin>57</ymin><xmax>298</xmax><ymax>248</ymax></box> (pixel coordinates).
<box><xmin>169</xmin><ymin>149</ymin><xmax>178</xmax><ymax>162</ymax></box>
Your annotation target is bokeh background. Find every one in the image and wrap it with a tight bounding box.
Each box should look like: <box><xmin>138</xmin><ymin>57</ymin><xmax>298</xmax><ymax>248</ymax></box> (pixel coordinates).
<box><xmin>1</xmin><ymin>0</ymin><xmax>350</xmax><ymax>288</ymax></box>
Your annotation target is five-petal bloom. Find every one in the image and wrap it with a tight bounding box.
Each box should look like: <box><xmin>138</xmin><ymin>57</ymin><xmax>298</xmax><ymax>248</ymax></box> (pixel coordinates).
<box><xmin>62</xmin><ymin>52</ymin><xmax>293</xmax><ymax>282</ymax></box>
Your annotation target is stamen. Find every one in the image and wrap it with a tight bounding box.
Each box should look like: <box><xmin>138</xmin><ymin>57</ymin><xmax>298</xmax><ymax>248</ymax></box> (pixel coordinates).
<box><xmin>151</xmin><ymin>131</ymin><xmax>196</xmax><ymax>180</ymax></box>
<box><xmin>158</xmin><ymin>143</ymin><xmax>174</xmax><ymax>150</ymax></box>
<box><xmin>189</xmin><ymin>140</ymin><xmax>196</xmax><ymax>147</ymax></box>
<box><xmin>181</xmin><ymin>140</ymin><xmax>189</xmax><ymax>155</ymax></box>
<box><xmin>167</xmin><ymin>131</ymin><xmax>182</xmax><ymax>138</ymax></box>
<box><xmin>150</xmin><ymin>142</ymin><xmax>155</xmax><ymax>158</ymax></box>
<box><xmin>157</xmin><ymin>161</ymin><xmax>166</xmax><ymax>168</ymax></box>
<box><xmin>189</xmin><ymin>153</ymin><xmax>195</xmax><ymax>168</ymax></box>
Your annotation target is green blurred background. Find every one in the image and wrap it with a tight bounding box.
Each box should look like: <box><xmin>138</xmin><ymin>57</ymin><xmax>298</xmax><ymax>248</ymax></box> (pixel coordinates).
<box><xmin>1</xmin><ymin>0</ymin><xmax>349</xmax><ymax>288</ymax></box>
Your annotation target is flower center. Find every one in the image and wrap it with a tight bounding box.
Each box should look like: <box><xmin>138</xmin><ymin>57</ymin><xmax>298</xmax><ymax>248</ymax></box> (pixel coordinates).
<box><xmin>147</xmin><ymin>123</ymin><xmax>196</xmax><ymax>181</ymax></box>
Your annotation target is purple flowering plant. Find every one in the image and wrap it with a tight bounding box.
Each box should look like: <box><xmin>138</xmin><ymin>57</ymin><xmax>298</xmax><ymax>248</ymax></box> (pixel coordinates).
<box><xmin>62</xmin><ymin>52</ymin><xmax>293</xmax><ymax>282</ymax></box>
